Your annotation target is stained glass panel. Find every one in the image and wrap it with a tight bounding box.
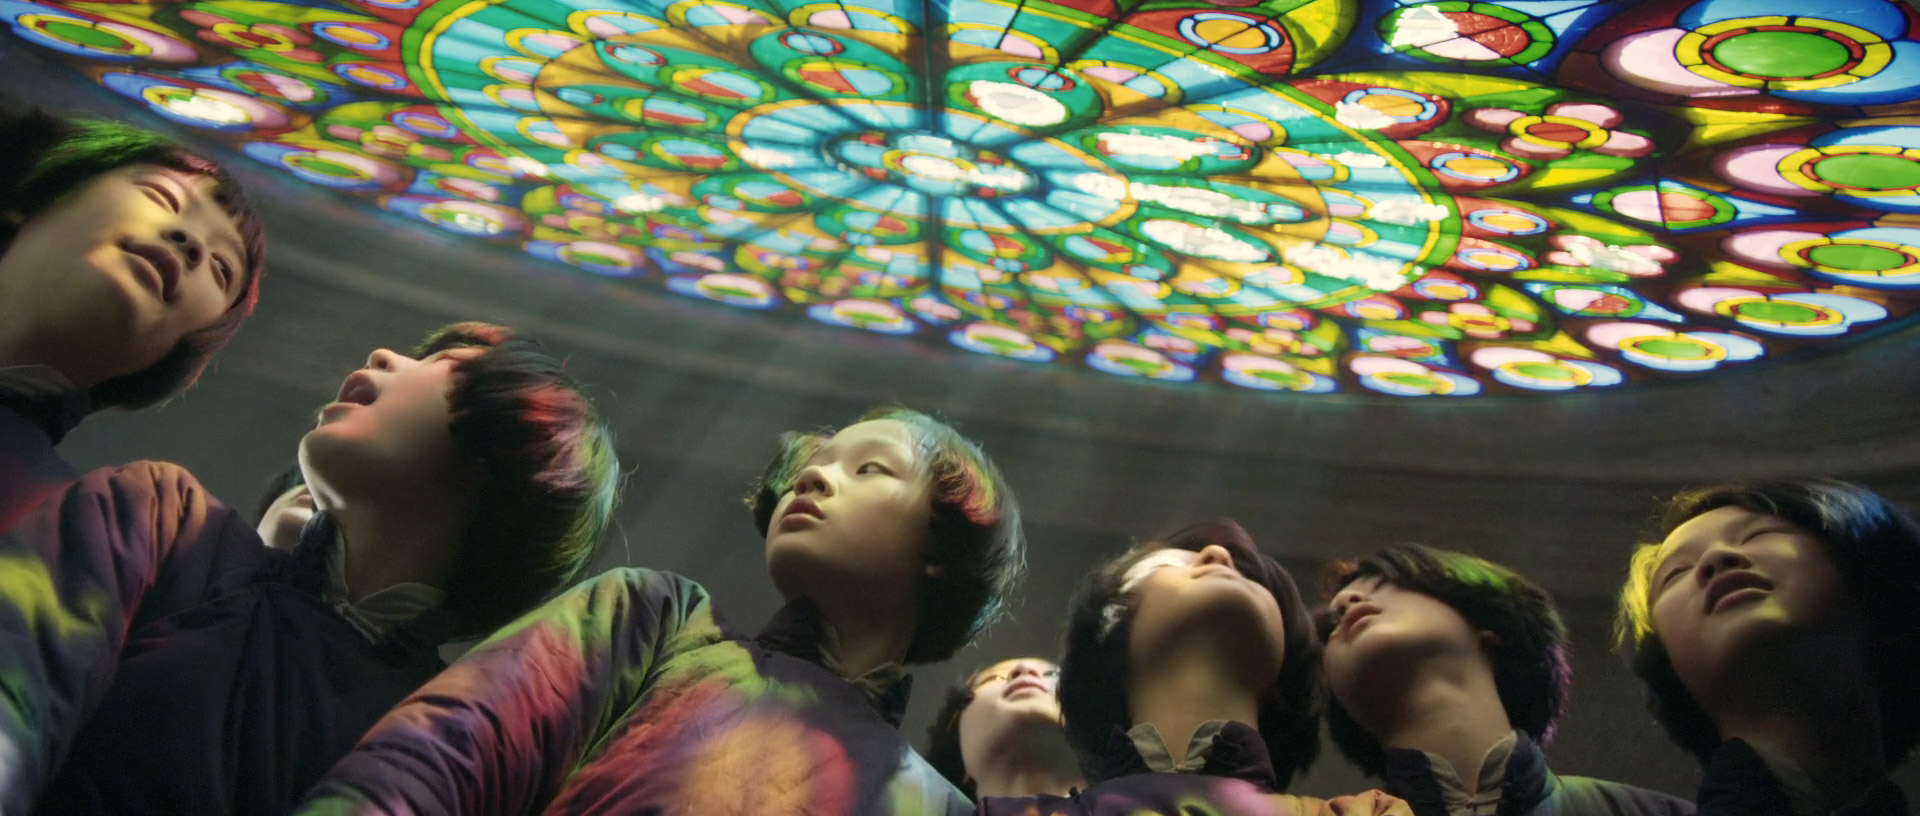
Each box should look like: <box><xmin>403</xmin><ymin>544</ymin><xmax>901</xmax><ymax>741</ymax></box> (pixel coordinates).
<box><xmin>9</xmin><ymin>0</ymin><xmax>1918</xmax><ymax>394</ymax></box>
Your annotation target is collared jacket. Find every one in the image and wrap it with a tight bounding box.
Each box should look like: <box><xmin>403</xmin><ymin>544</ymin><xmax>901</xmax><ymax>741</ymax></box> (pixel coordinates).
<box><xmin>0</xmin><ymin>462</ymin><xmax>444</xmax><ymax>815</ymax></box>
<box><xmin>297</xmin><ymin>568</ymin><xmax>971</xmax><ymax>816</ymax></box>
<box><xmin>1376</xmin><ymin>731</ymin><xmax>1691</xmax><ymax>816</ymax></box>
<box><xmin>1694</xmin><ymin>739</ymin><xmax>1910</xmax><ymax>816</ymax></box>
<box><xmin>979</xmin><ymin>720</ymin><xmax>1411</xmax><ymax>816</ymax></box>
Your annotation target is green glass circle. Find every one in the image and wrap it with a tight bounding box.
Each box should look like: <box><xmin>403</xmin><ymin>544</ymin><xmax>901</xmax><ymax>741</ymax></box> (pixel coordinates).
<box><xmin>1253</xmin><ymin>368</ymin><xmax>1310</xmax><ymax>389</ymax></box>
<box><xmin>1812</xmin><ymin>154</ymin><xmax>1920</xmax><ymax>191</ymax></box>
<box><xmin>291</xmin><ymin>156</ymin><xmax>362</xmax><ymax>179</ymax></box>
<box><xmin>47</xmin><ymin>20</ymin><xmax>127</xmax><ymax>49</ymax></box>
<box><xmin>1712</xmin><ymin>31</ymin><xmax>1851</xmax><ymax>78</ymax></box>
<box><xmin>1634</xmin><ymin>338</ymin><xmax>1713</xmax><ymax>359</ymax></box>
<box><xmin>1511</xmin><ymin>361</ymin><xmax>1575</xmax><ymax>380</ymax></box>
<box><xmin>1732</xmin><ymin>301</ymin><xmax>1822</xmax><ymax>324</ymax></box>
<box><xmin>1807</xmin><ymin>243</ymin><xmax>1908</xmax><ymax>271</ymax></box>
<box><xmin>1382</xmin><ymin>372</ymin><xmax>1441</xmax><ymax>389</ymax></box>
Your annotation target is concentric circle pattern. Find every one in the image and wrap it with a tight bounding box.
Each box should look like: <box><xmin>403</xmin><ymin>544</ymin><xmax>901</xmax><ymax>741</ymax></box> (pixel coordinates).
<box><xmin>10</xmin><ymin>0</ymin><xmax>1920</xmax><ymax>395</ymax></box>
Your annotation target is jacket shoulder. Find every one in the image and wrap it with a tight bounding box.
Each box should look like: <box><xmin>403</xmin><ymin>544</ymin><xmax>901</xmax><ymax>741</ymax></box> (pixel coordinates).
<box><xmin>1554</xmin><ymin>775</ymin><xmax>1696</xmax><ymax>815</ymax></box>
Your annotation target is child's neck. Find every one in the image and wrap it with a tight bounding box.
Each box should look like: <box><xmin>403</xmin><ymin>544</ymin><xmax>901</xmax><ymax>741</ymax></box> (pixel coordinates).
<box><xmin>1712</xmin><ymin>672</ymin><xmax>1884</xmax><ymax>807</ymax></box>
<box><xmin>815</xmin><ymin>601</ymin><xmax>914</xmax><ymax>679</ymax></box>
<box><xmin>969</xmin><ymin>722</ymin><xmax>1085</xmax><ymax>798</ymax></box>
<box><xmin>329</xmin><ymin>494</ymin><xmax>464</xmax><ymax>601</ymax></box>
<box><xmin>1721</xmin><ymin>715</ymin><xmax>1884</xmax><ymax>810</ymax></box>
<box><xmin>1128</xmin><ymin>658</ymin><xmax>1262</xmax><ymax>763</ymax></box>
<box><xmin>1370</xmin><ymin>665</ymin><xmax>1514</xmax><ymax>794</ymax></box>
<box><xmin>0</xmin><ymin>327</ymin><xmax>104</xmax><ymax>389</ymax></box>
<box><xmin>1708</xmin><ymin>630</ymin><xmax>1885</xmax><ymax>807</ymax></box>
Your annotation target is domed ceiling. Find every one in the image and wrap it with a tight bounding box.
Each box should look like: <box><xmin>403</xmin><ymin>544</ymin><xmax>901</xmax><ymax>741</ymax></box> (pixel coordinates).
<box><xmin>8</xmin><ymin>0</ymin><xmax>1919</xmax><ymax>396</ymax></box>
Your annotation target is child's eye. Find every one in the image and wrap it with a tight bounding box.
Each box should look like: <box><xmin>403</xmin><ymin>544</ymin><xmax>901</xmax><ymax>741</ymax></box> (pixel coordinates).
<box><xmin>214</xmin><ymin>256</ymin><xmax>234</xmax><ymax>290</ymax></box>
<box><xmin>856</xmin><ymin>462</ymin><xmax>891</xmax><ymax>475</ymax></box>
<box><xmin>1657</xmin><ymin>563</ymin><xmax>1691</xmax><ymax>589</ymax></box>
<box><xmin>138</xmin><ymin>180</ymin><xmax>181</xmax><ymax>213</ymax></box>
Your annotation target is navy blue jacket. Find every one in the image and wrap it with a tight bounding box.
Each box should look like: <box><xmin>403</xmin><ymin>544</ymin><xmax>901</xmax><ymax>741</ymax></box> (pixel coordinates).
<box><xmin>1378</xmin><ymin>733</ymin><xmax>1692</xmax><ymax>816</ymax></box>
<box><xmin>0</xmin><ymin>461</ymin><xmax>443</xmax><ymax>815</ymax></box>
<box><xmin>979</xmin><ymin>721</ymin><xmax>1412</xmax><ymax>816</ymax></box>
<box><xmin>1695</xmin><ymin>740</ymin><xmax>1909</xmax><ymax>816</ymax></box>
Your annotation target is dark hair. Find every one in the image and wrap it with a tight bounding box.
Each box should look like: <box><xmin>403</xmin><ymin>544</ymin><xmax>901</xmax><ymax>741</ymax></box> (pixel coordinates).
<box><xmin>925</xmin><ymin>662</ymin><xmax>993</xmax><ymax>797</ymax></box>
<box><xmin>1616</xmin><ymin>479</ymin><xmax>1920</xmax><ymax>766</ymax></box>
<box><xmin>417</xmin><ymin>322</ymin><xmax>620</xmax><ymax>638</ymax></box>
<box><xmin>1316</xmin><ymin>544</ymin><xmax>1570</xmax><ymax>776</ymax></box>
<box><xmin>1058</xmin><ymin>519</ymin><xmax>1322</xmax><ymax>788</ymax></box>
<box><xmin>1</xmin><ymin>109</ymin><xmax>265</xmax><ymax>409</ymax></box>
<box><xmin>747</xmin><ymin>406</ymin><xmax>1024</xmax><ymax>665</ymax></box>
<box><xmin>253</xmin><ymin>462</ymin><xmax>305</xmax><ymax>525</ymax></box>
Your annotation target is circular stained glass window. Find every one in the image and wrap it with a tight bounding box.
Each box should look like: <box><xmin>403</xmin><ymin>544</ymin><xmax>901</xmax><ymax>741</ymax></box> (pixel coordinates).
<box><xmin>10</xmin><ymin>0</ymin><xmax>1919</xmax><ymax>395</ymax></box>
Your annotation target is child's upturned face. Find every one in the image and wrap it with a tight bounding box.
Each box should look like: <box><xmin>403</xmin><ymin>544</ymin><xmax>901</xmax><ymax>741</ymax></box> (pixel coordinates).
<box><xmin>765</xmin><ymin>418</ymin><xmax>933</xmax><ymax>610</ymax></box>
<box><xmin>1122</xmin><ymin>544</ymin><xmax>1286</xmax><ymax>683</ymax></box>
<box><xmin>300</xmin><ymin>346</ymin><xmax>481</xmax><ymax>508</ymax></box>
<box><xmin>1321</xmin><ymin>577</ymin><xmax>1483</xmax><ymax>713</ymax></box>
<box><xmin>1648</xmin><ymin>506</ymin><xmax>1854</xmax><ymax>702</ymax></box>
<box><xmin>0</xmin><ymin>164</ymin><xmax>247</xmax><ymax>382</ymax></box>
<box><xmin>959</xmin><ymin>657</ymin><xmax>1063</xmax><ymax>762</ymax></box>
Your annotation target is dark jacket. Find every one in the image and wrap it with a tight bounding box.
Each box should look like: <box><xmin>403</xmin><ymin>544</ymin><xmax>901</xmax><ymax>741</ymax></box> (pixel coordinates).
<box><xmin>1695</xmin><ymin>739</ymin><xmax>1910</xmax><ymax>816</ymax></box>
<box><xmin>0</xmin><ymin>368</ymin><xmax>86</xmax><ymax>534</ymax></box>
<box><xmin>298</xmin><ymin>568</ymin><xmax>970</xmax><ymax>815</ymax></box>
<box><xmin>1377</xmin><ymin>732</ymin><xmax>1691</xmax><ymax>816</ymax></box>
<box><xmin>33</xmin><ymin>512</ymin><xmax>445</xmax><ymax>815</ymax></box>
<box><xmin>0</xmin><ymin>462</ymin><xmax>441</xmax><ymax>815</ymax></box>
<box><xmin>979</xmin><ymin>720</ymin><xmax>1411</xmax><ymax>816</ymax></box>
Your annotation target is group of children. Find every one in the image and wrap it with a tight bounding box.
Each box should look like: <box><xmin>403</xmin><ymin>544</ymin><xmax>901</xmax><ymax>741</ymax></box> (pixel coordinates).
<box><xmin>0</xmin><ymin>110</ymin><xmax>1913</xmax><ymax>816</ymax></box>
<box><xmin>931</xmin><ymin>494</ymin><xmax>1919</xmax><ymax>816</ymax></box>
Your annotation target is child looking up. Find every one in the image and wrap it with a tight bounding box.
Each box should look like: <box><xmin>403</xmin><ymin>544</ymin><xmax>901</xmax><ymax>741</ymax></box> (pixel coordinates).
<box><xmin>300</xmin><ymin>407</ymin><xmax>1025</xmax><ymax>815</ymax></box>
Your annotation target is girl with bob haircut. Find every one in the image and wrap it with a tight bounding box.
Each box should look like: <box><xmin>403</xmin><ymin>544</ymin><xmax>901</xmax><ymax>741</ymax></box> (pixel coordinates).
<box><xmin>924</xmin><ymin>657</ymin><xmax>1084</xmax><ymax>799</ymax></box>
<box><xmin>1319</xmin><ymin>544</ymin><xmax>1688</xmax><ymax>816</ymax></box>
<box><xmin>982</xmin><ymin>518</ymin><xmax>1409</xmax><ymax>816</ymax></box>
<box><xmin>0</xmin><ymin>322</ymin><xmax>619</xmax><ymax>815</ymax></box>
<box><xmin>299</xmin><ymin>406</ymin><xmax>1025</xmax><ymax>815</ymax></box>
<box><xmin>1617</xmin><ymin>479</ymin><xmax>1920</xmax><ymax>815</ymax></box>
<box><xmin>0</xmin><ymin>109</ymin><xmax>265</xmax><ymax>531</ymax></box>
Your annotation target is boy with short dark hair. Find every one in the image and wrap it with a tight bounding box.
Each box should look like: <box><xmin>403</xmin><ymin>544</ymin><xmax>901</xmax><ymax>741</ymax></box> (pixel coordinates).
<box><xmin>1618</xmin><ymin>480</ymin><xmax>1920</xmax><ymax>815</ymax></box>
<box><xmin>1321</xmin><ymin>544</ymin><xmax>1689</xmax><ymax>816</ymax></box>
<box><xmin>299</xmin><ymin>406</ymin><xmax>1025</xmax><ymax>815</ymax></box>
<box><xmin>983</xmin><ymin>519</ymin><xmax>1407</xmax><ymax>816</ymax></box>
<box><xmin>0</xmin><ymin>323</ymin><xmax>618</xmax><ymax>815</ymax></box>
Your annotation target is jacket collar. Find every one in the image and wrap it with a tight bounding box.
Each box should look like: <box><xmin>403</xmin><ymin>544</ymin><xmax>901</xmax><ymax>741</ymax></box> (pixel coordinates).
<box><xmin>753</xmin><ymin>597</ymin><xmax>913</xmax><ymax>726</ymax></box>
<box><xmin>1092</xmin><ymin>719</ymin><xmax>1279</xmax><ymax>791</ymax></box>
<box><xmin>322</xmin><ymin>522</ymin><xmax>448</xmax><ymax>645</ymax></box>
<box><xmin>1380</xmin><ymin>730</ymin><xmax>1554</xmax><ymax>816</ymax></box>
<box><xmin>264</xmin><ymin>511</ymin><xmax>457</xmax><ymax>655</ymax></box>
<box><xmin>0</xmin><ymin>365</ymin><xmax>90</xmax><ymax>445</ymax></box>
